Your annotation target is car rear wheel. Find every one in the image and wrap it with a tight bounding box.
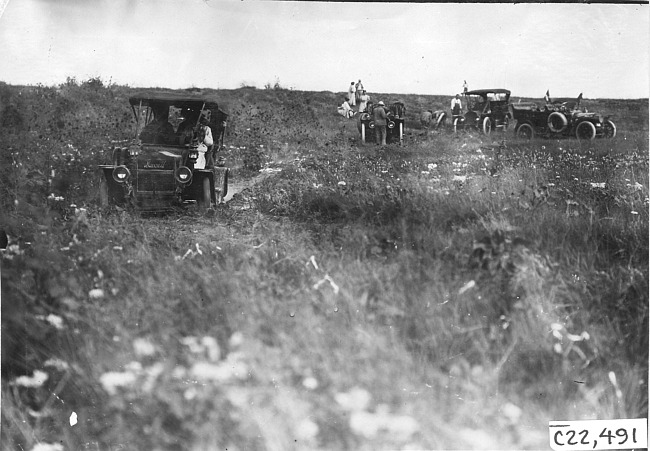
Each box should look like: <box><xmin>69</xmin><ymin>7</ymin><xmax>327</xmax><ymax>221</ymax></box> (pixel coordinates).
<box><xmin>482</xmin><ymin>117</ymin><xmax>492</xmax><ymax>135</ymax></box>
<box><xmin>576</xmin><ymin>121</ymin><xmax>596</xmax><ymax>140</ymax></box>
<box><xmin>436</xmin><ymin>113</ymin><xmax>446</xmax><ymax>129</ymax></box>
<box><xmin>453</xmin><ymin>118</ymin><xmax>459</xmax><ymax>133</ymax></box>
<box><xmin>516</xmin><ymin>123</ymin><xmax>534</xmax><ymax>139</ymax></box>
<box><xmin>200</xmin><ymin>176</ymin><xmax>212</xmax><ymax>209</ymax></box>
<box><xmin>99</xmin><ymin>177</ymin><xmax>109</xmax><ymax>207</ymax></box>
<box><xmin>603</xmin><ymin>120</ymin><xmax>616</xmax><ymax>138</ymax></box>
<box><xmin>548</xmin><ymin>112</ymin><xmax>568</xmax><ymax>133</ymax></box>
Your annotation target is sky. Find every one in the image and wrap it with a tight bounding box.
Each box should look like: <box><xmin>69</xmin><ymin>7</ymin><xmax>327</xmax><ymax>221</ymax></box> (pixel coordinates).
<box><xmin>0</xmin><ymin>0</ymin><xmax>648</xmax><ymax>99</ymax></box>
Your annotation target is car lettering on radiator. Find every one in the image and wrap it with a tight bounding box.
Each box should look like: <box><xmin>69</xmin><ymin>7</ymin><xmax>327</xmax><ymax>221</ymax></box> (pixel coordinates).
<box><xmin>143</xmin><ymin>160</ymin><xmax>167</xmax><ymax>169</ymax></box>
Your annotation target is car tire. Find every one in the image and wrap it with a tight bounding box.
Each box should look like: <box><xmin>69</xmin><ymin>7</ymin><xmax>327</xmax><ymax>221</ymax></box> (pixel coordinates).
<box><xmin>453</xmin><ymin>117</ymin><xmax>459</xmax><ymax>133</ymax></box>
<box><xmin>200</xmin><ymin>176</ymin><xmax>212</xmax><ymax>209</ymax></box>
<box><xmin>482</xmin><ymin>117</ymin><xmax>492</xmax><ymax>135</ymax></box>
<box><xmin>603</xmin><ymin>120</ymin><xmax>616</xmax><ymax>138</ymax></box>
<box><xmin>575</xmin><ymin>121</ymin><xmax>596</xmax><ymax>140</ymax></box>
<box><xmin>516</xmin><ymin>123</ymin><xmax>534</xmax><ymax>139</ymax></box>
<box><xmin>548</xmin><ymin>112</ymin><xmax>568</xmax><ymax>133</ymax></box>
<box><xmin>99</xmin><ymin>177</ymin><xmax>109</xmax><ymax>207</ymax></box>
<box><xmin>436</xmin><ymin>112</ymin><xmax>446</xmax><ymax>129</ymax></box>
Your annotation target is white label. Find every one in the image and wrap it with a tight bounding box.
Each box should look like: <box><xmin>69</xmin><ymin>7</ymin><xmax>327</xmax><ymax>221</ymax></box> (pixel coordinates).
<box><xmin>549</xmin><ymin>418</ymin><xmax>647</xmax><ymax>450</ymax></box>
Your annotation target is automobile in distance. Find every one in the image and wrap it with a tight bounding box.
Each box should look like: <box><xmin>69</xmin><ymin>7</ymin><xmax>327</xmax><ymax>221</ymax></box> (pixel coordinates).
<box><xmin>358</xmin><ymin>101</ymin><xmax>406</xmax><ymax>145</ymax></box>
<box><xmin>453</xmin><ymin>89</ymin><xmax>511</xmax><ymax>135</ymax></box>
<box><xmin>511</xmin><ymin>93</ymin><xmax>616</xmax><ymax>140</ymax></box>
<box><xmin>98</xmin><ymin>91</ymin><xmax>229</xmax><ymax>211</ymax></box>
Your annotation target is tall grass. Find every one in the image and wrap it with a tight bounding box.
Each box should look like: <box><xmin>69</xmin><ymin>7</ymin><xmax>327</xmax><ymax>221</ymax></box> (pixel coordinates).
<box><xmin>1</xmin><ymin>81</ymin><xmax>647</xmax><ymax>450</ymax></box>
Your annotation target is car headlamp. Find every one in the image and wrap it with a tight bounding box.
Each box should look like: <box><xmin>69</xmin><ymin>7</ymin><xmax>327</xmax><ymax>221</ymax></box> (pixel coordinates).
<box><xmin>387</xmin><ymin>121</ymin><xmax>395</xmax><ymax>129</ymax></box>
<box><xmin>112</xmin><ymin>166</ymin><xmax>131</xmax><ymax>183</ymax></box>
<box><xmin>175</xmin><ymin>166</ymin><xmax>193</xmax><ymax>184</ymax></box>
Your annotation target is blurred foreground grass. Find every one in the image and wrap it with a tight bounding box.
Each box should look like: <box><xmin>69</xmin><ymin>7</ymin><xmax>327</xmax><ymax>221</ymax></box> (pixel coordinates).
<box><xmin>1</xmin><ymin>80</ymin><xmax>648</xmax><ymax>450</ymax></box>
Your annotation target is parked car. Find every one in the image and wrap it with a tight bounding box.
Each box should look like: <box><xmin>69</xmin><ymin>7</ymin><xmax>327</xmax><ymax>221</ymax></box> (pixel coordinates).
<box><xmin>357</xmin><ymin>101</ymin><xmax>406</xmax><ymax>144</ymax></box>
<box><xmin>98</xmin><ymin>91</ymin><xmax>229</xmax><ymax>211</ymax></box>
<box><xmin>511</xmin><ymin>94</ymin><xmax>616</xmax><ymax>140</ymax></box>
<box><xmin>453</xmin><ymin>89</ymin><xmax>511</xmax><ymax>135</ymax></box>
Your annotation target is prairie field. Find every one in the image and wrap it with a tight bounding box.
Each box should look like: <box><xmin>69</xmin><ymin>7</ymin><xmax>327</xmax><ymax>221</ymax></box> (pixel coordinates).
<box><xmin>0</xmin><ymin>79</ymin><xmax>648</xmax><ymax>450</ymax></box>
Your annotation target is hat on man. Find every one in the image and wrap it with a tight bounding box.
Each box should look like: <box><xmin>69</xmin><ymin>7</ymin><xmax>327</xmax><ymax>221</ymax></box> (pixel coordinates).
<box><xmin>378</xmin><ymin>101</ymin><xmax>385</xmax><ymax>106</ymax></box>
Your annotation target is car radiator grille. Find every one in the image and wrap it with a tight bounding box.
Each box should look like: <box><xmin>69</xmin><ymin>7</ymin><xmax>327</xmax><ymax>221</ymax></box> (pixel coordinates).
<box><xmin>137</xmin><ymin>170</ymin><xmax>176</xmax><ymax>193</ymax></box>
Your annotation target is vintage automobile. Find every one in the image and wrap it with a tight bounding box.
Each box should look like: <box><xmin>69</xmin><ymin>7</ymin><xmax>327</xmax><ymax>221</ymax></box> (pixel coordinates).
<box><xmin>357</xmin><ymin>101</ymin><xmax>406</xmax><ymax>145</ymax></box>
<box><xmin>452</xmin><ymin>89</ymin><xmax>511</xmax><ymax>135</ymax></box>
<box><xmin>511</xmin><ymin>94</ymin><xmax>616</xmax><ymax>140</ymax></box>
<box><xmin>98</xmin><ymin>91</ymin><xmax>229</xmax><ymax>211</ymax></box>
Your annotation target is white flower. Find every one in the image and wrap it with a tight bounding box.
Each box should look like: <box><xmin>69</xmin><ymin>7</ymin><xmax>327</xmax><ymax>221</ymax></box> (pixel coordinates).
<box><xmin>589</xmin><ymin>182</ymin><xmax>606</xmax><ymax>189</ymax></box>
<box><xmin>201</xmin><ymin>336</ymin><xmax>221</xmax><ymax>361</ymax></box>
<box><xmin>88</xmin><ymin>288</ymin><xmax>105</xmax><ymax>299</ymax></box>
<box><xmin>30</xmin><ymin>443</ymin><xmax>64</xmax><ymax>451</ymax></box>
<box><xmin>12</xmin><ymin>370</ymin><xmax>49</xmax><ymax>388</ymax></box>
<box><xmin>45</xmin><ymin>314</ymin><xmax>64</xmax><ymax>330</ymax></box>
<box><xmin>296</xmin><ymin>419</ymin><xmax>319</xmax><ymax>442</ymax></box>
<box><xmin>133</xmin><ymin>338</ymin><xmax>156</xmax><ymax>357</ymax></box>
<box><xmin>44</xmin><ymin>358</ymin><xmax>70</xmax><ymax>372</ymax></box>
<box><xmin>337</xmin><ymin>181</ymin><xmax>346</xmax><ymax>186</ymax></box>
<box><xmin>453</xmin><ymin>175</ymin><xmax>467</xmax><ymax>182</ymax></box>
<box><xmin>69</xmin><ymin>411</ymin><xmax>78</xmax><ymax>426</ymax></box>
<box><xmin>502</xmin><ymin>402</ymin><xmax>522</xmax><ymax>424</ymax></box>
<box><xmin>100</xmin><ymin>371</ymin><xmax>137</xmax><ymax>395</ymax></box>
<box><xmin>302</xmin><ymin>377</ymin><xmax>318</xmax><ymax>390</ymax></box>
<box><xmin>335</xmin><ymin>387</ymin><xmax>371</xmax><ymax>411</ymax></box>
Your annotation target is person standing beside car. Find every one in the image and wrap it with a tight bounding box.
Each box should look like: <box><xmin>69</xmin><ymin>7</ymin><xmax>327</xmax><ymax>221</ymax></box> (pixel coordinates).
<box><xmin>355</xmin><ymin>80</ymin><xmax>364</xmax><ymax>104</ymax></box>
<box><xmin>451</xmin><ymin>94</ymin><xmax>463</xmax><ymax>118</ymax></box>
<box><xmin>373</xmin><ymin>101</ymin><xmax>388</xmax><ymax>145</ymax></box>
<box><xmin>193</xmin><ymin>113</ymin><xmax>214</xmax><ymax>169</ymax></box>
<box><xmin>348</xmin><ymin>82</ymin><xmax>356</xmax><ymax>107</ymax></box>
<box><xmin>358</xmin><ymin>90</ymin><xmax>370</xmax><ymax>113</ymax></box>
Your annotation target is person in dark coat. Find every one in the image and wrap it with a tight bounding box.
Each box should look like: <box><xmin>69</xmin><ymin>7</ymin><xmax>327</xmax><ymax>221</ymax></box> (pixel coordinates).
<box><xmin>373</xmin><ymin>101</ymin><xmax>388</xmax><ymax>145</ymax></box>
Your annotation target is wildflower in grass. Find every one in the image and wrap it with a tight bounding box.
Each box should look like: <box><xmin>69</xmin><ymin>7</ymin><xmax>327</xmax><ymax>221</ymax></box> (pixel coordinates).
<box><xmin>37</xmin><ymin>314</ymin><xmax>64</xmax><ymax>330</ymax></box>
<box><xmin>30</xmin><ymin>443</ymin><xmax>63</xmax><ymax>451</ymax></box>
<box><xmin>99</xmin><ymin>370</ymin><xmax>137</xmax><ymax>395</ymax></box>
<box><xmin>88</xmin><ymin>288</ymin><xmax>105</xmax><ymax>299</ymax></box>
<box><xmin>12</xmin><ymin>370</ymin><xmax>49</xmax><ymax>388</ymax></box>
<box><xmin>44</xmin><ymin>358</ymin><xmax>70</xmax><ymax>372</ymax></box>
<box><xmin>296</xmin><ymin>418</ymin><xmax>319</xmax><ymax>442</ymax></box>
<box><xmin>201</xmin><ymin>336</ymin><xmax>221</xmax><ymax>361</ymax></box>
<box><xmin>133</xmin><ymin>338</ymin><xmax>156</xmax><ymax>357</ymax></box>
<box><xmin>190</xmin><ymin>359</ymin><xmax>247</xmax><ymax>382</ymax></box>
<box><xmin>302</xmin><ymin>377</ymin><xmax>318</xmax><ymax>390</ymax></box>
<box><xmin>631</xmin><ymin>211</ymin><xmax>639</xmax><ymax>215</ymax></box>
<box><xmin>590</xmin><ymin>182</ymin><xmax>606</xmax><ymax>189</ymax></box>
<box><xmin>335</xmin><ymin>387</ymin><xmax>371</xmax><ymax>411</ymax></box>
<box><xmin>502</xmin><ymin>402</ymin><xmax>522</xmax><ymax>424</ymax></box>
<box><xmin>229</xmin><ymin>331</ymin><xmax>244</xmax><ymax>349</ymax></box>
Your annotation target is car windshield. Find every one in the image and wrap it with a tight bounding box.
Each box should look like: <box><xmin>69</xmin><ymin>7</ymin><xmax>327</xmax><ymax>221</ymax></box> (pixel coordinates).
<box><xmin>487</xmin><ymin>93</ymin><xmax>508</xmax><ymax>102</ymax></box>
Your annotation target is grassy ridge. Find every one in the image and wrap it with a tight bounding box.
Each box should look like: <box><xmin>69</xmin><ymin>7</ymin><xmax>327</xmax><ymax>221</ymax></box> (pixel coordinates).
<box><xmin>1</xmin><ymin>80</ymin><xmax>648</xmax><ymax>450</ymax></box>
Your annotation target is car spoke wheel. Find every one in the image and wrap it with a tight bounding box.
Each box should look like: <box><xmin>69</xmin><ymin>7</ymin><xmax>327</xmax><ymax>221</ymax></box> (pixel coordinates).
<box><xmin>436</xmin><ymin>113</ymin><xmax>446</xmax><ymax>129</ymax></box>
<box><xmin>482</xmin><ymin>117</ymin><xmax>492</xmax><ymax>135</ymax></box>
<box><xmin>99</xmin><ymin>177</ymin><xmax>109</xmax><ymax>207</ymax></box>
<box><xmin>516</xmin><ymin>123</ymin><xmax>534</xmax><ymax>139</ymax></box>
<box><xmin>200</xmin><ymin>176</ymin><xmax>212</xmax><ymax>209</ymax></box>
<box><xmin>603</xmin><ymin>120</ymin><xmax>616</xmax><ymax>138</ymax></box>
<box><xmin>453</xmin><ymin>118</ymin><xmax>459</xmax><ymax>133</ymax></box>
<box><xmin>548</xmin><ymin>112</ymin><xmax>568</xmax><ymax>133</ymax></box>
<box><xmin>575</xmin><ymin>121</ymin><xmax>596</xmax><ymax>140</ymax></box>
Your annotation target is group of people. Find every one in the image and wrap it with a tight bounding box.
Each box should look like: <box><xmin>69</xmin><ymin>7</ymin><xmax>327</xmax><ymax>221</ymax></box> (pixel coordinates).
<box><xmin>140</xmin><ymin>104</ymin><xmax>215</xmax><ymax>169</ymax></box>
<box><xmin>420</xmin><ymin>82</ymin><xmax>470</xmax><ymax>129</ymax></box>
<box><xmin>338</xmin><ymin>79</ymin><xmax>370</xmax><ymax>118</ymax></box>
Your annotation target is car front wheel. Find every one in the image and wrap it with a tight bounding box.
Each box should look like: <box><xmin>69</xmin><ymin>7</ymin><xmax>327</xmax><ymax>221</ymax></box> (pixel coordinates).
<box><xmin>516</xmin><ymin>123</ymin><xmax>534</xmax><ymax>139</ymax></box>
<box><xmin>576</xmin><ymin>121</ymin><xmax>596</xmax><ymax>140</ymax></box>
<box><xmin>200</xmin><ymin>177</ymin><xmax>212</xmax><ymax>209</ymax></box>
<box><xmin>453</xmin><ymin>117</ymin><xmax>459</xmax><ymax>133</ymax></box>
<box><xmin>99</xmin><ymin>177</ymin><xmax>109</xmax><ymax>207</ymax></box>
<box><xmin>603</xmin><ymin>120</ymin><xmax>616</xmax><ymax>138</ymax></box>
<box><xmin>482</xmin><ymin>117</ymin><xmax>492</xmax><ymax>135</ymax></box>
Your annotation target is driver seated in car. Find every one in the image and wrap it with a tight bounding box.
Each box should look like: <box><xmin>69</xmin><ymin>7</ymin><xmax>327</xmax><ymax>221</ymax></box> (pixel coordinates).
<box><xmin>192</xmin><ymin>114</ymin><xmax>213</xmax><ymax>170</ymax></box>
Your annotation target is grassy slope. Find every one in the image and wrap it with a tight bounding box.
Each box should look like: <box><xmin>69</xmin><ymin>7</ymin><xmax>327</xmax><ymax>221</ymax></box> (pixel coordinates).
<box><xmin>1</xmin><ymin>81</ymin><xmax>648</xmax><ymax>450</ymax></box>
